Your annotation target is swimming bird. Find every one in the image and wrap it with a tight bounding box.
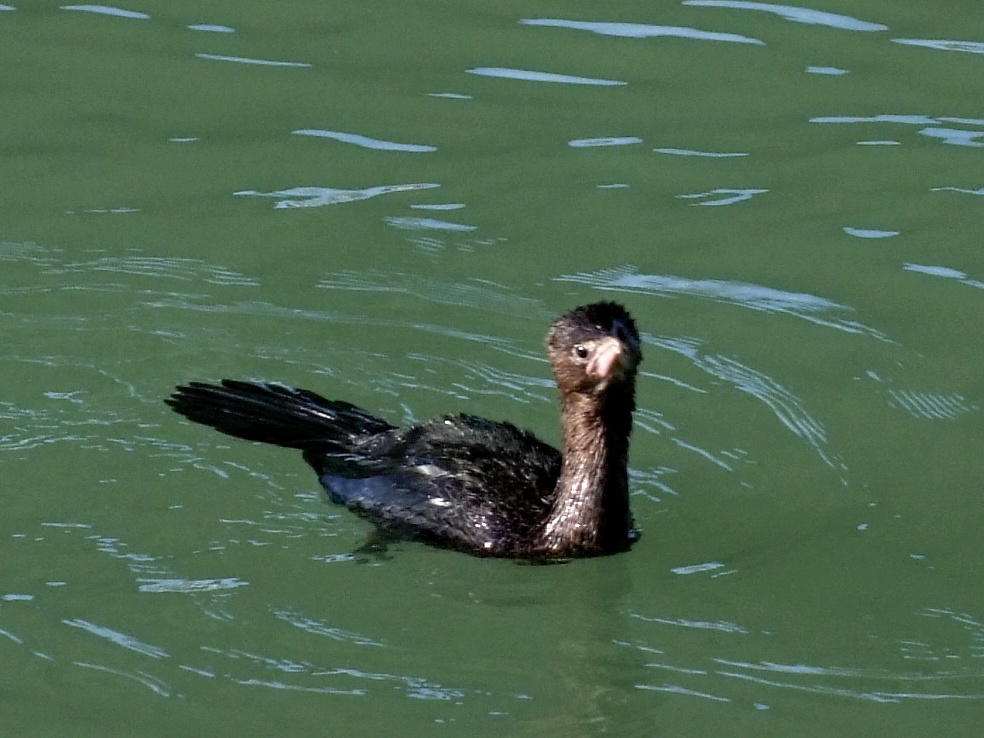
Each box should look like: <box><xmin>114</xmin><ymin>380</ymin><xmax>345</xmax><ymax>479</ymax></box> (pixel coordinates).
<box><xmin>166</xmin><ymin>302</ymin><xmax>642</xmax><ymax>558</ymax></box>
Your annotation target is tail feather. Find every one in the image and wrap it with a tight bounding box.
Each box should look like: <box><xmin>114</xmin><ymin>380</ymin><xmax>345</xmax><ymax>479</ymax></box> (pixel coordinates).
<box><xmin>166</xmin><ymin>380</ymin><xmax>394</xmax><ymax>450</ymax></box>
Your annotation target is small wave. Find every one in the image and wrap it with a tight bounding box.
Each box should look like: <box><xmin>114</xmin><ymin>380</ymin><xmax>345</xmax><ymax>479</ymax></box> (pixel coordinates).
<box><xmin>317</xmin><ymin>269</ymin><xmax>546</xmax><ymax>320</ymax></box>
<box><xmin>195</xmin><ymin>53</ymin><xmax>310</xmax><ymax>68</ymax></box>
<box><xmin>235</xmin><ymin>183</ymin><xmax>439</xmax><ymax>209</ymax></box>
<box><xmin>292</xmin><ymin>129</ymin><xmax>436</xmax><ymax>153</ymax></box>
<box><xmin>677</xmin><ymin>188</ymin><xmax>768</xmax><ymax>206</ymax></box>
<box><xmin>811</xmin><ymin>114</ymin><xmax>984</xmax><ymax>148</ymax></box>
<box><xmin>73</xmin><ymin>662</ymin><xmax>171</xmax><ymax>696</ymax></box>
<box><xmin>384</xmin><ymin>216</ymin><xmax>475</xmax><ymax>232</ymax></box>
<box><xmin>556</xmin><ymin>265</ymin><xmax>888</xmax><ymax>340</ymax></box>
<box><xmin>894</xmin><ymin>38</ymin><xmax>984</xmax><ymax>55</ymax></box>
<box><xmin>137</xmin><ymin>577</ymin><xmax>250</xmax><ymax>593</ymax></box>
<box><xmin>683</xmin><ymin>1</ymin><xmax>887</xmax><ymax>32</ymax></box>
<box><xmin>61</xmin><ymin>5</ymin><xmax>150</xmax><ymax>20</ymax></box>
<box><xmin>273</xmin><ymin>609</ymin><xmax>384</xmax><ymax>647</ymax></box>
<box><xmin>904</xmin><ymin>262</ymin><xmax>984</xmax><ymax>290</ymax></box>
<box><xmin>521</xmin><ymin>18</ymin><xmax>764</xmax><ymax>45</ymax></box>
<box><xmin>887</xmin><ymin>390</ymin><xmax>976</xmax><ymax>420</ymax></box>
<box><xmin>713</xmin><ymin>657</ymin><xmax>984</xmax><ymax>703</ymax></box>
<box><xmin>467</xmin><ymin>67</ymin><xmax>626</xmax><ymax>86</ymax></box>
<box><xmin>655</xmin><ymin>147</ymin><xmax>748</xmax><ymax>157</ymax></box>
<box><xmin>63</xmin><ymin>618</ymin><xmax>169</xmax><ymax>659</ymax></box>
<box><xmin>42</xmin><ymin>255</ymin><xmax>260</xmax><ymax>286</ymax></box>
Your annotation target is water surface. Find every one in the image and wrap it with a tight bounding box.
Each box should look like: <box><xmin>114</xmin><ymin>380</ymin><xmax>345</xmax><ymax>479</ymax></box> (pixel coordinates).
<box><xmin>2</xmin><ymin>1</ymin><xmax>983</xmax><ymax>736</ymax></box>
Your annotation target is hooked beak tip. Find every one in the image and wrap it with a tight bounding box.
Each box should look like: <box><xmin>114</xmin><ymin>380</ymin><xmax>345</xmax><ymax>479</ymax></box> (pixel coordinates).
<box><xmin>587</xmin><ymin>336</ymin><xmax>638</xmax><ymax>381</ymax></box>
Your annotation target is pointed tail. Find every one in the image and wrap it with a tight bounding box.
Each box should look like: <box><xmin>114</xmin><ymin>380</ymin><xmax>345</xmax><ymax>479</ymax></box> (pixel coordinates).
<box><xmin>165</xmin><ymin>380</ymin><xmax>394</xmax><ymax>450</ymax></box>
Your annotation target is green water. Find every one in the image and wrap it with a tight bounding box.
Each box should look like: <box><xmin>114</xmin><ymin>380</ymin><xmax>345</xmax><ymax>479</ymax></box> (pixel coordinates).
<box><xmin>3</xmin><ymin>1</ymin><xmax>983</xmax><ymax>735</ymax></box>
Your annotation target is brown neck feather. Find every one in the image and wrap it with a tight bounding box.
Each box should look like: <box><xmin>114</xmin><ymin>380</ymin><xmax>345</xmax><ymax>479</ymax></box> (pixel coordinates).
<box><xmin>537</xmin><ymin>385</ymin><xmax>634</xmax><ymax>556</ymax></box>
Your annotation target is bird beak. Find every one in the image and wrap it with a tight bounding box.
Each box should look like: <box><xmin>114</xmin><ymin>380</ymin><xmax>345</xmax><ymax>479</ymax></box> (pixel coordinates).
<box><xmin>587</xmin><ymin>335</ymin><xmax>636</xmax><ymax>381</ymax></box>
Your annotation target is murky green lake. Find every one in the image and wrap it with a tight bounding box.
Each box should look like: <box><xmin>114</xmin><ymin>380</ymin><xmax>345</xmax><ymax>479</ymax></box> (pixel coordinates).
<box><xmin>2</xmin><ymin>1</ymin><xmax>983</xmax><ymax>735</ymax></box>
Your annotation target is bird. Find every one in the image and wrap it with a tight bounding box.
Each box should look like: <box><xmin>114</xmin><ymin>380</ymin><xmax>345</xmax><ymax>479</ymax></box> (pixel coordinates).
<box><xmin>165</xmin><ymin>301</ymin><xmax>642</xmax><ymax>559</ymax></box>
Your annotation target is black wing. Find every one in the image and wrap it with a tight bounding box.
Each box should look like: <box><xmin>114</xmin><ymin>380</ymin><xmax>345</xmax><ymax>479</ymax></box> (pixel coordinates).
<box><xmin>305</xmin><ymin>414</ymin><xmax>561</xmax><ymax>555</ymax></box>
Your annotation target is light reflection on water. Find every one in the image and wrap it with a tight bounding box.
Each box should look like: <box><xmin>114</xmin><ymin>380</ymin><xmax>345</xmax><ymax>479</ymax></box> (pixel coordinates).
<box><xmin>557</xmin><ymin>265</ymin><xmax>889</xmax><ymax>338</ymax></box>
<box><xmin>520</xmin><ymin>17</ymin><xmax>765</xmax><ymax>45</ymax></box>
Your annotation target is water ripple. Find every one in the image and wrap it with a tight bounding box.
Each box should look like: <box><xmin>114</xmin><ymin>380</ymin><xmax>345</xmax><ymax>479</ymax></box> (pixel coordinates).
<box><xmin>293</xmin><ymin>129</ymin><xmax>437</xmax><ymax>153</ymax></box>
<box><xmin>904</xmin><ymin>262</ymin><xmax>984</xmax><ymax>290</ymax></box>
<box><xmin>137</xmin><ymin>578</ymin><xmax>250</xmax><ymax>593</ymax></box>
<box><xmin>73</xmin><ymin>662</ymin><xmax>171</xmax><ymax>697</ymax></box>
<box><xmin>931</xmin><ymin>186</ymin><xmax>984</xmax><ymax>197</ymax></box>
<box><xmin>894</xmin><ymin>38</ymin><xmax>984</xmax><ymax>55</ymax></box>
<box><xmin>677</xmin><ymin>188</ymin><xmax>768</xmax><ymax>206</ymax></box>
<box><xmin>0</xmin><ymin>627</ymin><xmax>24</xmax><ymax>644</ymax></box>
<box><xmin>630</xmin><ymin>464</ymin><xmax>680</xmax><ymax>500</ymax></box>
<box><xmin>638</xmin><ymin>335</ymin><xmax>837</xmax><ymax>466</ymax></box>
<box><xmin>811</xmin><ymin>114</ymin><xmax>984</xmax><ymax>148</ymax></box>
<box><xmin>317</xmin><ymin>269</ymin><xmax>546</xmax><ymax>319</ymax></box>
<box><xmin>0</xmin><ymin>241</ymin><xmax>60</xmax><ymax>266</ymax></box>
<box><xmin>41</xmin><ymin>255</ymin><xmax>261</xmax><ymax>286</ymax></box>
<box><xmin>447</xmin><ymin>358</ymin><xmax>554</xmax><ymax>404</ymax></box>
<box><xmin>632</xmin><ymin>610</ymin><xmax>749</xmax><ymax>633</ymax></box>
<box><xmin>235</xmin><ymin>183</ymin><xmax>439</xmax><ymax>209</ymax></box>
<box><xmin>914</xmin><ymin>608</ymin><xmax>984</xmax><ymax>661</ymax></box>
<box><xmin>569</xmin><ymin>136</ymin><xmax>642</xmax><ymax>148</ymax></box>
<box><xmin>636</xmin><ymin>682</ymin><xmax>732</xmax><ymax>702</ymax></box>
<box><xmin>467</xmin><ymin>67</ymin><xmax>626</xmax><ymax>86</ymax></box>
<box><xmin>683</xmin><ymin>1</ymin><xmax>888</xmax><ymax>32</ymax></box>
<box><xmin>670</xmin><ymin>561</ymin><xmax>730</xmax><ymax>577</ymax></box>
<box><xmin>886</xmin><ymin>390</ymin><xmax>976</xmax><ymax>421</ymax></box>
<box><xmin>188</xmin><ymin>24</ymin><xmax>234</xmax><ymax>34</ymax></box>
<box><xmin>843</xmin><ymin>227</ymin><xmax>899</xmax><ymax>239</ymax></box>
<box><xmin>195</xmin><ymin>53</ymin><xmax>311</xmax><ymax>68</ymax></box>
<box><xmin>643</xmin><ymin>332</ymin><xmax>838</xmax><ymax>467</ymax></box>
<box><xmin>655</xmin><ymin>147</ymin><xmax>748</xmax><ymax>158</ymax></box>
<box><xmin>919</xmin><ymin>128</ymin><xmax>984</xmax><ymax>148</ymax></box>
<box><xmin>713</xmin><ymin>658</ymin><xmax>984</xmax><ymax>702</ymax></box>
<box><xmin>273</xmin><ymin>609</ymin><xmax>385</xmax><ymax>647</ymax></box>
<box><xmin>384</xmin><ymin>216</ymin><xmax>475</xmax><ymax>232</ymax></box>
<box><xmin>63</xmin><ymin>618</ymin><xmax>169</xmax><ymax>659</ymax></box>
<box><xmin>61</xmin><ymin>5</ymin><xmax>149</xmax><ymax>20</ymax></box>
<box><xmin>520</xmin><ymin>18</ymin><xmax>764</xmax><ymax>45</ymax></box>
<box><xmin>214</xmin><ymin>647</ymin><xmax>468</xmax><ymax>699</ymax></box>
<box><xmin>702</xmin><ymin>354</ymin><xmax>833</xmax><ymax>464</ymax></box>
<box><xmin>557</xmin><ymin>265</ymin><xmax>889</xmax><ymax>340</ymax></box>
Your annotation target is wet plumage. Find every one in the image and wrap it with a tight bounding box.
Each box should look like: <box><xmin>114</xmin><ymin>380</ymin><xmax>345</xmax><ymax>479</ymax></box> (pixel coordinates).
<box><xmin>166</xmin><ymin>302</ymin><xmax>643</xmax><ymax>559</ymax></box>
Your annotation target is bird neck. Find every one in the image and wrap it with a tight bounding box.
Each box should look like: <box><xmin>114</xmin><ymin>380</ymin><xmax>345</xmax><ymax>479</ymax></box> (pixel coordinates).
<box><xmin>539</xmin><ymin>387</ymin><xmax>634</xmax><ymax>556</ymax></box>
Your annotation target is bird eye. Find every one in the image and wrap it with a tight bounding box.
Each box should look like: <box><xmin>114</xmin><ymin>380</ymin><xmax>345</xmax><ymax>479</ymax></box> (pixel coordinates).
<box><xmin>574</xmin><ymin>344</ymin><xmax>589</xmax><ymax>359</ymax></box>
